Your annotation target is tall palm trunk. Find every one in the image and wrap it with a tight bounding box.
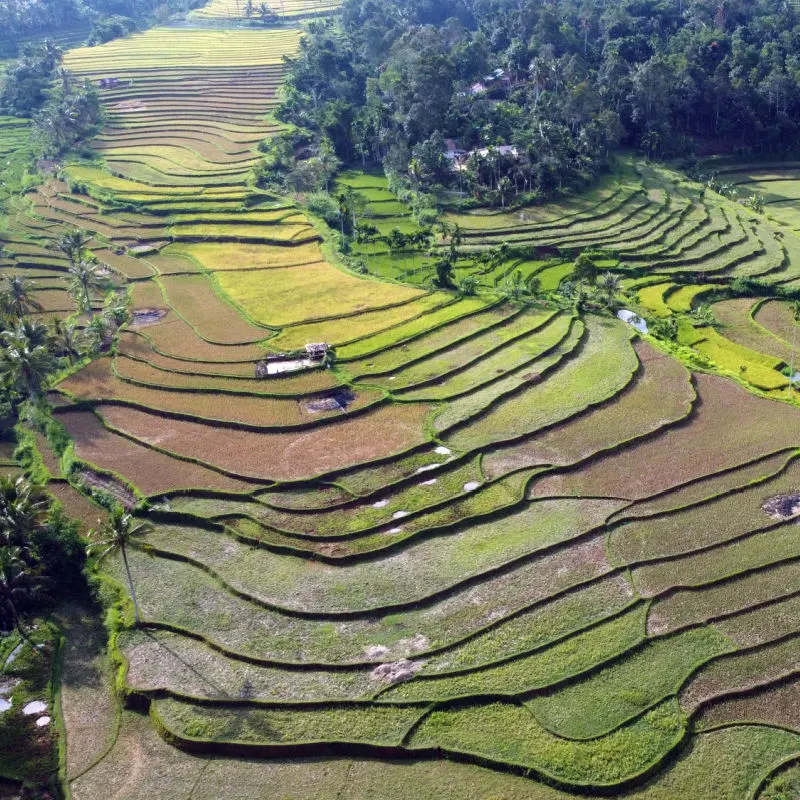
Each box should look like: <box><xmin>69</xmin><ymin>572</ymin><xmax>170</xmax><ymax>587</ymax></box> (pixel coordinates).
<box><xmin>121</xmin><ymin>544</ymin><xmax>141</xmax><ymax>624</ymax></box>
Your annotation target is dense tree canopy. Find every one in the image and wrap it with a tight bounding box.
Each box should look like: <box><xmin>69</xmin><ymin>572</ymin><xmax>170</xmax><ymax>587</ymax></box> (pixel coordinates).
<box><xmin>0</xmin><ymin>41</ymin><xmax>103</xmax><ymax>155</ymax></box>
<box><xmin>273</xmin><ymin>0</ymin><xmax>800</xmax><ymax>205</ymax></box>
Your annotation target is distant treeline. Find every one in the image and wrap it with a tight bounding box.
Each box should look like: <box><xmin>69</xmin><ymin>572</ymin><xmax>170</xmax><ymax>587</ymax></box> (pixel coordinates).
<box><xmin>0</xmin><ymin>0</ymin><xmax>203</xmax><ymax>55</ymax></box>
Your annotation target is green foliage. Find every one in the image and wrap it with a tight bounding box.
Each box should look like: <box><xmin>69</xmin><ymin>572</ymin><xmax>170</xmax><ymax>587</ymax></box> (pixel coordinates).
<box><xmin>87</xmin><ymin>15</ymin><xmax>137</xmax><ymax>45</ymax></box>
<box><xmin>573</xmin><ymin>254</ymin><xmax>597</xmax><ymax>286</ymax></box>
<box><xmin>274</xmin><ymin>0</ymin><xmax>800</xmax><ymax>210</ymax></box>
<box><xmin>649</xmin><ymin>317</ymin><xmax>678</xmax><ymax>342</ymax></box>
<box><xmin>434</xmin><ymin>256</ymin><xmax>455</xmax><ymax>289</ymax></box>
<box><xmin>412</xmin><ymin>699</ymin><xmax>686</xmax><ymax>786</ymax></box>
<box><xmin>305</xmin><ymin>191</ymin><xmax>340</xmax><ymax>225</ymax></box>
<box><xmin>31</xmin><ymin>505</ymin><xmax>85</xmax><ymax>596</ymax></box>
<box><xmin>0</xmin><ymin>623</ymin><xmax>59</xmax><ymax>788</ymax></box>
<box><xmin>32</xmin><ymin>77</ymin><xmax>103</xmax><ymax>157</ymax></box>
<box><xmin>0</xmin><ymin>41</ymin><xmax>62</xmax><ymax>117</ymax></box>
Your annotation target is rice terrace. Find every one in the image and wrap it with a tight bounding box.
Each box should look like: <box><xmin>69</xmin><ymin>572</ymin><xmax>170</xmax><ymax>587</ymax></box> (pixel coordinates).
<box><xmin>3</xmin><ymin>1</ymin><xmax>800</xmax><ymax>798</ymax></box>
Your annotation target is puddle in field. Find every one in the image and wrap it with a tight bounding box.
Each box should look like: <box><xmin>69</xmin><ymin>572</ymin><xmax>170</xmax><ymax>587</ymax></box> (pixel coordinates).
<box><xmin>762</xmin><ymin>492</ymin><xmax>800</xmax><ymax>520</ymax></box>
<box><xmin>130</xmin><ymin>307</ymin><xmax>168</xmax><ymax>327</ymax></box>
<box><xmin>4</xmin><ymin>644</ymin><xmax>23</xmax><ymax>669</ymax></box>
<box><xmin>302</xmin><ymin>389</ymin><xmax>355</xmax><ymax>414</ymax></box>
<box><xmin>259</xmin><ymin>358</ymin><xmax>315</xmax><ymax>376</ymax></box>
<box><xmin>618</xmin><ymin>309</ymin><xmax>649</xmax><ymax>334</ymax></box>
<box><xmin>463</xmin><ymin>481</ymin><xmax>480</xmax><ymax>492</ymax></box>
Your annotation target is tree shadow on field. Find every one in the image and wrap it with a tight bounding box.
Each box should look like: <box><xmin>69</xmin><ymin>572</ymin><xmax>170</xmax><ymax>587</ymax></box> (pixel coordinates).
<box><xmin>143</xmin><ymin>629</ymin><xmax>229</xmax><ymax>697</ymax></box>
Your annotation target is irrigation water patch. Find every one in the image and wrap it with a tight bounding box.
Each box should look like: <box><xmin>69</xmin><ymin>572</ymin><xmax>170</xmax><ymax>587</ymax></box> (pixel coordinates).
<box><xmin>130</xmin><ymin>307</ymin><xmax>168</xmax><ymax>327</ymax></box>
<box><xmin>762</xmin><ymin>492</ymin><xmax>800</xmax><ymax>521</ymax></box>
<box><xmin>301</xmin><ymin>388</ymin><xmax>356</xmax><ymax>414</ymax></box>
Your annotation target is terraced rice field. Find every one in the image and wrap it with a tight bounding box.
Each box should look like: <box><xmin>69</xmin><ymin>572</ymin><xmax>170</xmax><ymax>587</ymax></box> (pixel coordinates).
<box><xmin>0</xmin><ymin>117</ymin><xmax>32</xmax><ymax>207</ymax></box>
<box><xmin>1</xmin><ymin>10</ymin><xmax>800</xmax><ymax>800</ymax></box>
<box><xmin>189</xmin><ymin>0</ymin><xmax>341</xmax><ymax>19</ymax></box>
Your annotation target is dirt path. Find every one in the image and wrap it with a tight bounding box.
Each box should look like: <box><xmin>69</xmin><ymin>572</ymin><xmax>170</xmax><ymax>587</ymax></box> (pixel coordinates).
<box><xmin>55</xmin><ymin>604</ymin><xmax>119</xmax><ymax>782</ymax></box>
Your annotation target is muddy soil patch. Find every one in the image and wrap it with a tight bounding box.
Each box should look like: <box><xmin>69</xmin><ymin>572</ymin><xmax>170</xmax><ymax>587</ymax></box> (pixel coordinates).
<box><xmin>78</xmin><ymin>468</ymin><xmax>138</xmax><ymax>508</ymax></box>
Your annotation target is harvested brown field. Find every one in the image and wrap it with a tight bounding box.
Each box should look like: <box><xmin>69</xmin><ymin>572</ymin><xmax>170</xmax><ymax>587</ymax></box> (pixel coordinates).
<box><xmin>138</xmin><ymin>313</ymin><xmax>267</xmax><ymax>362</ymax></box>
<box><xmin>483</xmin><ymin>341</ymin><xmax>693</xmax><ymax>479</ymax></box>
<box><xmin>711</xmin><ymin>298</ymin><xmax>792</xmax><ymax>362</ymax></box>
<box><xmin>529</xmin><ymin>374</ymin><xmax>800</xmax><ymax>500</ymax></box>
<box><xmin>117</xmin><ymin>331</ymin><xmax>263</xmax><ymax>376</ymax></box>
<box><xmin>58</xmin><ymin>358</ymin><xmax>381</xmax><ymax>426</ymax></box>
<box><xmin>694</xmin><ymin>676</ymin><xmax>800</xmax><ymax>731</ymax></box>
<box><xmin>754</xmin><ymin>299</ymin><xmax>797</xmax><ymax>343</ymax></box>
<box><xmin>98</xmin><ymin>402</ymin><xmax>433</xmax><ymax>481</ymax></box>
<box><xmin>94</xmin><ymin>248</ymin><xmax>156</xmax><ymax>279</ymax></box>
<box><xmin>114</xmin><ymin>353</ymin><xmax>339</xmax><ymax>394</ymax></box>
<box><xmin>46</xmin><ymin>480</ymin><xmax>105</xmax><ymax>533</ymax></box>
<box><xmin>35</xmin><ymin>433</ymin><xmax>62</xmax><ymax>477</ymax></box>
<box><xmin>60</xmin><ymin>409</ymin><xmax>256</xmax><ymax>494</ymax></box>
<box><xmin>159</xmin><ymin>274</ymin><xmax>269</xmax><ymax>343</ymax></box>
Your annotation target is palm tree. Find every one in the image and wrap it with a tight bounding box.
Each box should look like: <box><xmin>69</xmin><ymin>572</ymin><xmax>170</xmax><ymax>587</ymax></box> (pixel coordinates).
<box><xmin>0</xmin><ymin>320</ymin><xmax>57</xmax><ymax>400</ymax></box>
<box><xmin>0</xmin><ymin>546</ymin><xmax>44</xmax><ymax>645</ymax></box>
<box><xmin>0</xmin><ymin>475</ymin><xmax>51</xmax><ymax>553</ymax></box>
<box><xmin>68</xmin><ymin>259</ymin><xmax>107</xmax><ymax>312</ymax></box>
<box><xmin>597</xmin><ymin>272</ymin><xmax>622</xmax><ymax>308</ymax></box>
<box><xmin>50</xmin><ymin>317</ymin><xmax>81</xmax><ymax>363</ymax></box>
<box><xmin>87</xmin><ymin>507</ymin><xmax>153</xmax><ymax>624</ymax></box>
<box><xmin>1</xmin><ymin>274</ymin><xmax>44</xmax><ymax>319</ymax></box>
<box><xmin>691</xmin><ymin>303</ymin><xmax>719</xmax><ymax>328</ymax></box>
<box><xmin>84</xmin><ymin>313</ymin><xmax>113</xmax><ymax>354</ymax></box>
<box><xmin>50</xmin><ymin>228</ymin><xmax>91</xmax><ymax>269</ymax></box>
<box><xmin>55</xmin><ymin>67</ymin><xmax>73</xmax><ymax>93</ymax></box>
<box><xmin>103</xmin><ymin>291</ymin><xmax>130</xmax><ymax>328</ymax></box>
<box><xmin>789</xmin><ymin>301</ymin><xmax>800</xmax><ymax>389</ymax></box>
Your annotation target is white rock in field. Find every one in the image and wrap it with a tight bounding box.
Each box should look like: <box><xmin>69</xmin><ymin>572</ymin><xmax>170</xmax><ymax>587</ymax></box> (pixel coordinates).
<box><xmin>36</xmin><ymin>716</ymin><xmax>50</xmax><ymax>727</ymax></box>
<box><xmin>415</xmin><ymin>463</ymin><xmax>442</xmax><ymax>474</ymax></box>
<box><xmin>369</xmin><ymin>659</ymin><xmax>425</xmax><ymax>684</ymax></box>
<box><xmin>392</xmin><ymin>510</ymin><xmax>409</xmax><ymax>519</ymax></box>
<box><xmin>419</xmin><ymin>479</ymin><xmax>437</xmax><ymax>486</ymax></box>
<box><xmin>434</xmin><ymin>446</ymin><xmax>451</xmax><ymax>455</ymax></box>
<box><xmin>371</xmin><ymin>499</ymin><xmax>389</xmax><ymax>508</ymax></box>
<box><xmin>22</xmin><ymin>701</ymin><xmax>46</xmax><ymax>716</ymax></box>
<box><xmin>463</xmin><ymin>481</ymin><xmax>480</xmax><ymax>492</ymax></box>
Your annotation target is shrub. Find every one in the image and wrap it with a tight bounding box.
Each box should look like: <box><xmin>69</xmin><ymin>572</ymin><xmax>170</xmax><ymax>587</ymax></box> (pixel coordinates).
<box><xmin>32</xmin><ymin>506</ymin><xmax>86</xmax><ymax>596</ymax></box>
<box><xmin>305</xmin><ymin>191</ymin><xmax>340</xmax><ymax>226</ymax></box>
